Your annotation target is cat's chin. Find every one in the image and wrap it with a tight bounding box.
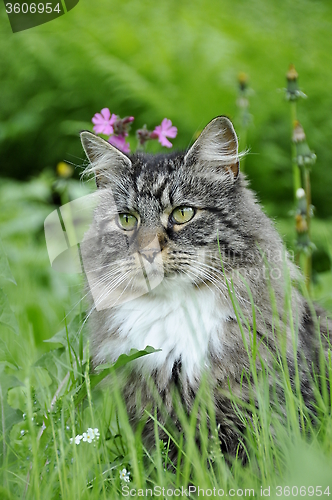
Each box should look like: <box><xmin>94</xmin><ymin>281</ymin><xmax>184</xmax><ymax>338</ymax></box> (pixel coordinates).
<box><xmin>114</xmin><ymin>273</ymin><xmax>198</xmax><ymax>307</ymax></box>
<box><xmin>149</xmin><ymin>272</ymin><xmax>198</xmax><ymax>295</ymax></box>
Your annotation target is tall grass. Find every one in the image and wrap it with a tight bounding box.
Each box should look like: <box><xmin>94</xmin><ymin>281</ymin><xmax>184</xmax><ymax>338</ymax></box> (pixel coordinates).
<box><xmin>1</xmin><ymin>209</ymin><xmax>331</xmax><ymax>498</ymax></box>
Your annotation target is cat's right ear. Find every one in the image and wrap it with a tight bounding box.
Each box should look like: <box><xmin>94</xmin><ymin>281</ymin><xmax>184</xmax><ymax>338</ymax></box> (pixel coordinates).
<box><xmin>80</xmin><ymin>131</ymin><xmax>132</xmax><ymax>188</ymax></box>
<box><xmin>184</xmin><ymin>116</ymin><xmax>241</xmax><ymax>180</ymax></box>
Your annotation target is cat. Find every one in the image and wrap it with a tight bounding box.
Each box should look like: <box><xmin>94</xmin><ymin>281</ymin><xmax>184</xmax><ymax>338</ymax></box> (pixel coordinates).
<box><xmin>79</xmin><ymin>116</ymin><xmax>330</xmax><ymax>458</ymax></box>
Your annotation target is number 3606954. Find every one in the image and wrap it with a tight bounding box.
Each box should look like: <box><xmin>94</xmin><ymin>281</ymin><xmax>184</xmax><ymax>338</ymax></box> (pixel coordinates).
<box><xmin>5</xmin><ymin>3</ymin><xmax>61</xmax><ymax>14</ymax></box>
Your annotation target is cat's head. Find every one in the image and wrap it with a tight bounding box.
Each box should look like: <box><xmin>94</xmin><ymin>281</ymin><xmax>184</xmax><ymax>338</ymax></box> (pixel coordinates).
<box><xmin>80</xmin><ymin>117</ymin><xmax>251</xmax><ymax>309</ymax></box>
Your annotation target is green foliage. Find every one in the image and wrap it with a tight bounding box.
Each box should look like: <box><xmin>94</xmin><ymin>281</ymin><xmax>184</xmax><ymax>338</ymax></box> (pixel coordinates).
<box><xmin>1</xmin><ymin>1</ymin><xmax>332</xmax><ymax>496</ymax></box>
<box><xmin>1</xmin><ymin>0</ymin><xmax>332</xmax><ymax>215</ymax></box>
<box><xmin>1</xmin><ymin>290</ymin><xmax>160</xmax><ymax>499</ymax></box>
<box><xmin>0</xmin><ymin>238</ymin><xmax>19</xmax><ymax>335</ymax></box>
<box><xmin>0</xmin><ymin>219</ymin><xmax>331</xmax><ymax>498</ymax></box>
<box><xmin>0</xmin><ymin>289</ymin><xmax>19</xmax><ymax>336</ymax></box>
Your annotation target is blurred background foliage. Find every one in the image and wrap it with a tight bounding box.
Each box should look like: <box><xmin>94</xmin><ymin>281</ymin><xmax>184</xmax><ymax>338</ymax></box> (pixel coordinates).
<box><xmin>1</xmin><ymin>0</ymin><xmax>332</xmax><ymax>216</ymax></box>
<box><xmin>0</xmin><ymin>0</ymin><xmax>331</xmax><ymax>360</ymax></box>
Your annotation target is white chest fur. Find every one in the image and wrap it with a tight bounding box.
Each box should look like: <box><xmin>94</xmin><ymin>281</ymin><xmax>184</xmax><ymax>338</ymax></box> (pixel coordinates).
<box><xmin>100</xmin><ymin>277</ymin><xmax>234</xmax><ymax>384</ymax></box>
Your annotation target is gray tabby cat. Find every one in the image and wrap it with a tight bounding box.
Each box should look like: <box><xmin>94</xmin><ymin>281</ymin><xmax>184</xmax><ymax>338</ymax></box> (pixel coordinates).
<box><xmin>80</xmin><ymin>117</ymin><xmax>330</xmax><ymax>457</ymax></box>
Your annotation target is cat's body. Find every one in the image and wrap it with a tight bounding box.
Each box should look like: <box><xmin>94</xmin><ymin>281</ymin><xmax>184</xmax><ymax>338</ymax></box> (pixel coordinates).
<box><xmin>80</xmin><ymin>117</ymin><xmax>330</xmax><ymax>457</ymax></box>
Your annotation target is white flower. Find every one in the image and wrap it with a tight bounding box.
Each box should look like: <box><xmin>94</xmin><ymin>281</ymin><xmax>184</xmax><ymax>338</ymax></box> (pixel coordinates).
<box><xmin>70</xmin><ymin>434</ymin><xmax>83</xmax><ymax>445</ymax></box>
<box><xmin>75</xmin><ymin>434</ymin><xmax>83</xmax><ymax>445</ymax></box>
<box><xmin>296</xmin><ymin>188</ymin><xmax>306</xmax><ymax>199</ymax></box>
<box><xmin>82</xmin><ymin>429</ymin><xmax>94</xmax><ymax>443</ymax></box>
<box><xmin>73</xmin><ymin>427</ymin><xmax>99</xmax><ymax>445</ymax></box>
<box><xmin>119</xmin><ymin>468</ymin><xmax>130</xmax><ymax>482</ymax></box>
<box><xmin>87</xmin><ymin>427</ymin><xmax>95</xmax><ymax>439</ymax></box>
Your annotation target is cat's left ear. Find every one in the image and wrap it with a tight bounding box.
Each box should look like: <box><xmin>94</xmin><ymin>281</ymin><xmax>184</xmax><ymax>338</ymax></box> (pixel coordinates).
<box><xmin>184</xmin><ymin>116</ymin><xmax>240</xmax><ymax>179</ymax></box>
<box><xmin>80</xmin><ymin>131</ymin><xmax>132</xmax><ymax>188</ymax></box>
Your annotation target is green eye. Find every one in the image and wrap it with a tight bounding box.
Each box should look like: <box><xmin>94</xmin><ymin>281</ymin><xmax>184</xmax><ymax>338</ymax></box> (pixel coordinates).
<box><xmin>118</xmin><ymin>213</ymin><xmax>138</xmax><ymax>230</ymax></box>
<box><xmin>171</xmin><ymin>206</ymin><xmax>195</xmax><ymax>225</ymax></box>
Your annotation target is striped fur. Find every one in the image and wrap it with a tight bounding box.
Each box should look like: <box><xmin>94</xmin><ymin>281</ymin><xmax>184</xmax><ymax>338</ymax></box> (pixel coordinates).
<box><xmin>80</xmin><ymin>116</ymin><xmax>330</xmax><ymax>458</ymax></box>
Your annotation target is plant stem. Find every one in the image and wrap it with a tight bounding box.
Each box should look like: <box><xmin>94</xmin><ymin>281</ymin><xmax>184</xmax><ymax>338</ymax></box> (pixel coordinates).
<box><xmin>239</xmin><ymin>124</ymin><xmax>248</xmax><ymax>173</ymax></box>
<box><xmin>290</xmin><ymin>102</ymin><xmax>301</xmax><ymax>200</ymax></box>
<box><xmin>304</xmin><ymin>167</ymin><xmax>312</xmax><ymax>292</ymax></box>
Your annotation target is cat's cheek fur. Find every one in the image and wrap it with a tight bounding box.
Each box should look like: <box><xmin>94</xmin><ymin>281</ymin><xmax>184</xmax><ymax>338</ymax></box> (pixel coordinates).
<box><xmin>91</xmin><ymin>276</ymin><xmax>235</xmax><ymax>385</ymax></box>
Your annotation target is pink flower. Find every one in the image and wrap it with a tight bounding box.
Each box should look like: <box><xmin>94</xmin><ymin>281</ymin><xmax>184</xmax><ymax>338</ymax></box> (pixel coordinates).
<box><xmin>92</xmin><ymin>108</ymin><xmax>117</xmax><ymax>135</ymax></box>
<box><xmin>151</xmin><ymin>118</ymin><xmax>177</xmax><ymax>148</ymax></box>
<box><xmin>108</xmin><ymin>135</ymin><xmax>130</xmax><ymax>154</ymax></box>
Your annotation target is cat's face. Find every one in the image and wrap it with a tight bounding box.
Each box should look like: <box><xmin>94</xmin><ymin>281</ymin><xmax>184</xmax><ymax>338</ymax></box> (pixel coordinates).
<box><xmin>80</xmin><ymin>117</ymin><xmax>248</xmax><ymax>309</ymax></box>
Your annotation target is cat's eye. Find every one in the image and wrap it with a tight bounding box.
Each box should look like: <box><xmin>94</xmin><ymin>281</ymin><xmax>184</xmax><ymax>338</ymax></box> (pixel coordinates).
<box><xmin>171</xmin><ymin>206</ymin><xmax>195</xmax><ymax>225</ymax></box>
<box><xmin>118</xmin><ymin>213</ymin><xmax>138</xmax><ymax>231</ymax></box>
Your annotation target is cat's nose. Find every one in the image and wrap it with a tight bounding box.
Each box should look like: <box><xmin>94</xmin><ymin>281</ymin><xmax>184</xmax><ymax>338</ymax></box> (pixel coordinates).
<box><xmin>139</xmin><ymin>248</ymin><xmax>160</xmax><ymax>264</ymax></box>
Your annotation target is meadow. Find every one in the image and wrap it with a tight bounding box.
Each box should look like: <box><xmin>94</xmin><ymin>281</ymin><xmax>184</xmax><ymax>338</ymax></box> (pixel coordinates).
<box><xmin>0</xmin><ymin>0</ymin><xmax>332</xmax><ymax>498</ymax></box>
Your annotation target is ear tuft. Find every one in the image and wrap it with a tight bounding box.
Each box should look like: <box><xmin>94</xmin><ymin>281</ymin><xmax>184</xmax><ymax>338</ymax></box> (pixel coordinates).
<box><xmin>80</xmin><ymin>131</ymin><xmax>132</xmax><ymax>188</ymax></box>
<box><xmin>184</xmin><ymin>116</ymin><xmax>240</xmax><ymax>179</ymax></box>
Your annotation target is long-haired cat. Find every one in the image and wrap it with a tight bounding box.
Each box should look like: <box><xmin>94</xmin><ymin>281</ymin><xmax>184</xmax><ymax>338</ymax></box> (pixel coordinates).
<box><xmin>80</xmin><ymin>117</ymin><xmax>330</xmax><ymax>458</ymax></box>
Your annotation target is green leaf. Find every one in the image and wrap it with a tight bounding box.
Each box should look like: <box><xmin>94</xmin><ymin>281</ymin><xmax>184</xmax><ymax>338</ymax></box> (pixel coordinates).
<box><xmin>0</xmin><ymin>362</ymin><xmax>22</xmax><ymax>436</ymax></box>
<box><xmin>0</xmin><ymin>288</ymin><xmax>19</xmax><ymax>335</ymax></box>
<box><xmin>44</xmin><ymin>327</ymin><xmax>70</xmax><ymax>348</ymax></box>
<box><xmin>44</xmin><ymin>313</ymin><xmax>84</xmax><ymax>348</ymax></box>
<box><xmin>7</xmin><ymin>386</ymin><xmax>27</xmax><ymax>412</ymax></box>
<box><xmin>0</xmin><ymin>486</ymin><xmax>14</xmax><ymax>500</ymax></box>
<box><xmin>95</xmin><ymin>346</ymin><xmax>161</xmax><ymax>371</ymax></box>
<box><xmin>34</xmin><ymin>348</ymin><xmax>67</xmax><ymax>381</ymax></box>
<box><xmin>30</xmin><ymin>367</ymin><xmax>53</xmax><ymax>388</ymax></box>
<box><xmin>0</xmin><ymin>239</ymin><xmax>16</xmax><ymax>285</ymax></box>
<box><xmin>74</xmin><ymin>346</ymin><xmax>161</xmax><ymax>407</ymax></box>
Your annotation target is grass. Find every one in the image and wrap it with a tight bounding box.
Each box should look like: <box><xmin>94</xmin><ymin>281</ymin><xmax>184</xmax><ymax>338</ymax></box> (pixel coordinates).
<box><xmin>0</xmin><ymin>173</ymin><xmax>331</xmax><ymax>499</ymax></box>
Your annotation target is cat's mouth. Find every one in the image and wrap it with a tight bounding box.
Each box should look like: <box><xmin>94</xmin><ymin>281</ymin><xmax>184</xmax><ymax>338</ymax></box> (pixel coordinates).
<box><xmin>85</xmin><ymin>253</ymin><xmax>203</xmax><ymax>309</ymax></box>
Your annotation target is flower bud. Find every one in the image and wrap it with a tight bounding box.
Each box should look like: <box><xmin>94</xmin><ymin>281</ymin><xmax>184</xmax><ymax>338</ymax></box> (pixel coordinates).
<box><xmin>286</xmin><ymin>64</ymin><xmax>298</xmax><ymax>81</ymax></box>
<box><xmin>113</xmin><ymin>116</ymin><xmax>134</xmax><ymax>136</ymax></box>
<box><xmin>56</xmin><ymin>162</ymin><xmax>74</xmax><ymax>178</ymax></box>
<box><xmin>296</xmin><ymin>188</ymin><xmax>306</xmax><ymax>199</ymax></box>
<box><xmin>292</xmin><ymin>121</ymin><xmax>316</xmax><ymax>167</ymax></box>
<box><xmin>295</xmin><ymin>214</ymin><xmax>308</xmax><ymax>233</ymax></box>
<box><xmin>285</xmin><ymin>64</ymin><xmax>306</xmax><ymax>101</ymax></box>
<box><xmin>238</xmin><ymin>72</ymin><xmax>248</xmax><ymax>92</ymax></box>
<box><xmin>136</xmin><ymin>125</ymin><xmax>152</xmax><ymax>146</ymax></box>
<box><xmin>292</xmin><ymin>121</ymin><xmax>306</xmax><ymax>143</ymax></box>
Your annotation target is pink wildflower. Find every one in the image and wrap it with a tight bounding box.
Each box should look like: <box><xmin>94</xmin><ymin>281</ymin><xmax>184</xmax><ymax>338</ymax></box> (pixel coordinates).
<box><xmin>92</xmin><ymin>108</ymin><xmax>117</xmax><ymax>135</ymax></box>
<box><xmin>151</xmin><ymin>118</ymin><xmax>177</xmax><ymax>148</ymax></box>
<box><xmin>108</xmin><ymin>135</ymin><xmax>130</xmax><ymax>154</ymax></box>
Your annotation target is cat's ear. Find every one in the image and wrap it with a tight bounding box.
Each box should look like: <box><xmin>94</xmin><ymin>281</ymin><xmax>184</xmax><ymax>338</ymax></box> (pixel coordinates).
<box><xmin>80</xmin><ymin>131</ymin><xmax>132</xmax><ymax>188</ymax></box>
<box><xmin>184</xmin><ymin>116</ymin><xmax>240</xmax><ymax>179</ymax></box>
